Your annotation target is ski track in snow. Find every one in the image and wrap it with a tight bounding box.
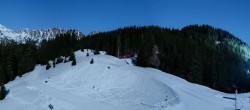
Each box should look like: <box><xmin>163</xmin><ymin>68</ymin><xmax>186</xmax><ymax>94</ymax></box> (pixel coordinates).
<box><xmin>24</xmin><ymin>66</ymin><xmax>131</xmax><ymax>110</ymax></box>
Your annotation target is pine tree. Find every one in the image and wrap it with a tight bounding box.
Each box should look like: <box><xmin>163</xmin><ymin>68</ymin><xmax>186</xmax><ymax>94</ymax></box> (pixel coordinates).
<box><xmin>18</xmin><ymin>46</ymin><xmax>35</xmax><ymax>76</ymax></box>
<box><xmin>69</xmin><ymin>52</ymin><xmax>75</xmax><ymax>61</ymax></box>
<box><xmin>53</xmin><ymin>60</ymin><xmax>56</xmax><ymax>68</ymax></box>
<box><xmin>149</xmin><ymin>44</ymin><xmax>160</xmax><ymax>68</ymax></box>
<box><xmin>0</xmin><ymin>83</ymin><xmax>6</xmax><ymax>100</ymax></box>
<box><xmin>70</xmin><ymin>52</ymin><xmax>76</xmax><ymax>66</ymax></box>
<box><xmin>6</xmin><ymin>56</ymin><xmax>16</xmax><ymax>81</ymax></box>
<box><xmin>0</xmin><ymin>64</ymin><xmax>7</xmax><ymax>84</ymax></box>
<box><xmin>72</xmin><ymin>56</ymin><xmax>76</xmax><ymax>66</ymax></box>
<box><xmin>117</xmin><ymin>34</ymin><xmax>121</xmax><ymax>57</ymax></box>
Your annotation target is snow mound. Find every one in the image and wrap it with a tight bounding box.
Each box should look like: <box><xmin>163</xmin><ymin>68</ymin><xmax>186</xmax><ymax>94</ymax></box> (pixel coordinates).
<box><xmin>40</xmin><ymin>50</ymin><xmax>180</xmax><ymax>109</ymax></box>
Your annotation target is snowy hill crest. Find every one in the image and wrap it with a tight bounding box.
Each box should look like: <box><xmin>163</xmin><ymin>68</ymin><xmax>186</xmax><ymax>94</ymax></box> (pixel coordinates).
<box><xmin>0</xmin><ymin>50</ymin><xmax>250</xmax><ymax>110</ymax></box>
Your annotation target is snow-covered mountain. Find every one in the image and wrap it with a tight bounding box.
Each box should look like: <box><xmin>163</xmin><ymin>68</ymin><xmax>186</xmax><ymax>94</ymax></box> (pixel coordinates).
<box><xmin>0</xmin><ymin>49</ymin><xmax>249</xmax><ymax>110</ymax></box>
<box><xmin>88</xmin><ymin>31</ymin><xmax>100</xmax><ymax>36</ymax></box>
<box><xmin>0</xmin><ymin>24</ymin><xmax>84</xmax><ymax>43</ymax></box>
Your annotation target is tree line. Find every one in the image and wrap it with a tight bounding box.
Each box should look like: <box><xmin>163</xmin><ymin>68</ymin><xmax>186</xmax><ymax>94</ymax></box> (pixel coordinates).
<box><xmin>80</xmin><ymin>25</ymin><xmax>250</xmax><ymax>93</ymax></box>
<box><xmin>0</xmin><ymin>31</ymin><xmax>81</xmax><ymax>99</ymax></box>
<box><xmin>0</xmin><ymin>24</ymin><xmax>249</xmax><ymax>96</ymax></box>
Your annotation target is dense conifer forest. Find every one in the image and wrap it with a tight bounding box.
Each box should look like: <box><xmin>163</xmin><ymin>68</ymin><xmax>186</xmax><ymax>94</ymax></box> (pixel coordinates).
<box><xmin>0</xmin><ymin>24</ymin><xmax>250</xmax><ymax>94</ymax></box>
<box><xmin>80</xmin><ymin>25</ymin><xmax>250</xmax><ymax>93</ymax></box>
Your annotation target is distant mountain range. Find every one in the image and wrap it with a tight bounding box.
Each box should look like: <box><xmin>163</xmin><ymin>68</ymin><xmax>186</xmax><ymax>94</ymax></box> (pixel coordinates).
<box><xmin>0</xmin><ymin>24</ymin><xmax>84</xmax><ymax>43</ymax></box>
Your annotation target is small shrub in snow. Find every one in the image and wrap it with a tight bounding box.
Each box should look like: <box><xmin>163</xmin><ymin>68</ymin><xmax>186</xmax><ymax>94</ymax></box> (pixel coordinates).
<box><xmin>64</xmin><ymin>57</ymin><xmax>67</xmax><ymax>63</ymax></box>
<box><xmin>86</xmin><ymin>52</ymin><xmax>89</xmax><ymax>57</ymax></box>
<box><xmin>46</xmin><ymin>62</ymin><xmax>51</xmax><ymax>70</ymax></box>
<box><xmin>90</xmin><ymin>58</ymin><xmax>94</xmax><ymax>64</ymax></box>
<box><xmin>53</xmin><ymin>60</ymin><xmax>56</xmax><ymax>68</ymax></box>
<box><xmin>94</xmin><ymin>50</ymin><xmax>100</xmax><ymax>55</ymax></box>
<box><xmin>81</xmin><ymin>49</ymin><xmax>84</xmax><ymax>52</ymax></box>
<box><xmin>72</xmin><ymin>58</ymin><xmax>76</xmax><ymax>66</ymax></box>
<box><xmin>56</xmin><ymin>57</ymin><xmax>63</xmax><ymax>64</ymax></box>
<box><xmin>69</xmin><ymin>52</ymin><xmax>75</xmax><ymax>61</ymax></box>
<box><xmin>71</xmin><ymin>53</ymin><xmax>76</xmax><ymax>66</ymax></box>
<box><xmin>48</xmin><ymin>104</ymin><xmax>54</xmax><ymax>109</ymax></box>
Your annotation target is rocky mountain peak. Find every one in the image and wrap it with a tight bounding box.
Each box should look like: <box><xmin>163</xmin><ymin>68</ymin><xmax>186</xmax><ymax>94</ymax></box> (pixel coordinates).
<box><xmin>0</xmin><ymin>24</ymin><xmax>84</xmax><ymax>43</ymax></box>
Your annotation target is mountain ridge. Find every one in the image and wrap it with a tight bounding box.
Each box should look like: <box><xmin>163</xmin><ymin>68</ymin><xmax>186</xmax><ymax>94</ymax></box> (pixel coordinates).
<box><xmin>0</xmin><ymin>24</ymin><xmax>84</xmax><ymax>43</ymax></box>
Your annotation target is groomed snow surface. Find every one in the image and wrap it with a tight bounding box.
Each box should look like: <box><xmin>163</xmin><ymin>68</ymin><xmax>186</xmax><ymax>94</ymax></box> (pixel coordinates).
<box><xmin>0</xmin><ymin>49</ymin><xmax>250</xmax><ymax>110</ymax></box>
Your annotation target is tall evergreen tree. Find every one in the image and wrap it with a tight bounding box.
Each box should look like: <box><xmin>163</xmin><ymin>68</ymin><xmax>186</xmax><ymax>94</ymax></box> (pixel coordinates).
<box><xmin>0</xmin><ymin>83</ymin><xmax>6</xmax><ymax>100</ymax></box>
<box><xmin>72</xmin><ymin>55</ymin><xmax>76</xmax><ymax>66</ymax></box>
<box><xmin>69</xmin><ymin>52</ymin><xmax>76</xmax><ymax>66</ymax></box>
<box><xmin>149</xmin><ymin>44</ymin><xmax>160</xmax><ymax>68</ymax></box>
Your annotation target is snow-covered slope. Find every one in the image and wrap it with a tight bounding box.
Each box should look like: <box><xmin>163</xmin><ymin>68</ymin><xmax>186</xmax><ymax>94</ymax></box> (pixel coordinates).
<box><xmin>0</xmin><ymin>50</ymin><xmax>250</xmax><ymax>110</ymax></box>
<box><xmin>0</xmin><ymin>24</ymin><xmax>83</xmax><ymax>43</ymax></box>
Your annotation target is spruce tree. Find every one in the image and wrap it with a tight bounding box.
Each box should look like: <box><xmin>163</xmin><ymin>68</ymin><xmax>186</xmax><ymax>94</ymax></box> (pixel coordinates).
<box><xmin>0</xmin><ymin>64</ymin><xmax>7</xmax><ymax>84</ymax></box>
<box><xmin>70</xmin><ymin>52</ymin><xmax>76</xmax><ymax>66</ymax></box>
<box><xmin>72</xmin><ymin>56</ymin><xmax>76</xmax><ymax>66</ymax></box>
<box><xmin>0</xmin><ymin>83</ymin><xmax>6</xmax><ymax>100</ymax></box>
<box><xmin>149</xmin><ymin>44</ymin><xmax>160</xmax><ymax>68</ymax></box>
<box><xmin>69</xmin><ymin>52</ymin><xmax>75</xmax><ymax>61</ymax></box>
<box><xmin>53</xmin><ymin>60</ymin><xmax>56</xmax><ymax>68</ymax></box>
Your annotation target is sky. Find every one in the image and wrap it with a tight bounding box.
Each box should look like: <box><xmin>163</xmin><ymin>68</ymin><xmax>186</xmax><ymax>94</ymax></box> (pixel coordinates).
<box><xmin>0</xmin><ymin>0</ymin><xmax>249</xmax><ymax>44</ymax></box>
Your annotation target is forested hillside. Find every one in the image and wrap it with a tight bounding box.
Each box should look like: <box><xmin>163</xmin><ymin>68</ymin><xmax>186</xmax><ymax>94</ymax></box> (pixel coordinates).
<box><xmin>0</xmin><ymin>24</ymin><xmax>250</xmax><ymax>94</ymax></box>
<box><xmin>0</xmin><ymin>31</ymin><xmax>81</xmax><ymax>85</ymax></box>
<box><xmin>80</xmin><ymin>25</ymin><xmax>250</xmax><ymax>93</ymax></box>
